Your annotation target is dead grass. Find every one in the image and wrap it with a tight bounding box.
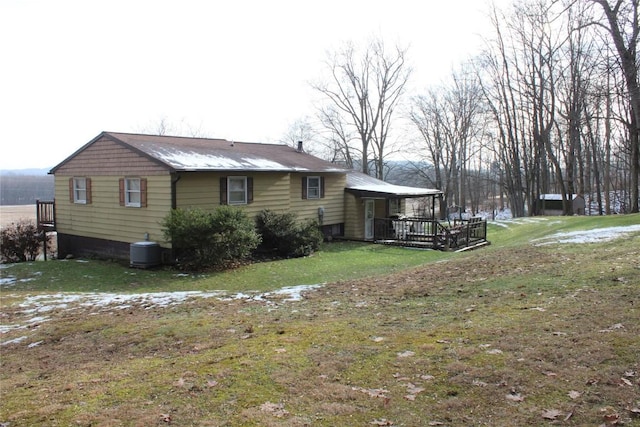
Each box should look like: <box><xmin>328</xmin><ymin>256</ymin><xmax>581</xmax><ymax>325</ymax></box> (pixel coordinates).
<box><xmin>0</xmin><ymin>205</ymin><xmax>35</xmax><ymax>229</ymax></box>
<box><xmin>1</xmin><ymin>237</ymin><xmax>639</xmax><ymax>426</ymax></box>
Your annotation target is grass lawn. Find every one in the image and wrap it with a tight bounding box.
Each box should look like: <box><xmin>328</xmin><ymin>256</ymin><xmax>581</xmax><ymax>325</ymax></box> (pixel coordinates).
<box><xmin>1</xmin><ymin>214</ymin><xmax>639</xmax><ymax>426</ymax></box>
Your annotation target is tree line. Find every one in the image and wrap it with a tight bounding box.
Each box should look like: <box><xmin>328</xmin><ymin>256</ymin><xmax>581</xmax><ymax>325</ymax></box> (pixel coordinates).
<box><xmin>293</xmin><ymin>0</ymin><xmax>638</xmax><ymax>217</ymax></box>
<box><xmin>0</xmin><ymin>175</ymin><xmax>54</xmax><ymax>205</ymax></box>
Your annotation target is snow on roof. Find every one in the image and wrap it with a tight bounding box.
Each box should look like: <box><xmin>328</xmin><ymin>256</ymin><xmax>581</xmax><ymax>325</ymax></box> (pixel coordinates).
<box><xmin>346</xmin><ymin>171</ymin><xmax>442</xmax><ymax>197</ymax></box>
<box><xmin>106</xmin><ymin>132</ymin><xmax>347</xmax><ymax>173</ymax></box>
<box><xmin>540</xmin><ymin>194</ymin><xmax>581</xmax><ymax>200</ymax></box>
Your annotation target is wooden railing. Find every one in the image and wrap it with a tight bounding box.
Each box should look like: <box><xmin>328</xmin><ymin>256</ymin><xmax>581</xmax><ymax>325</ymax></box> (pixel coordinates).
<box><xmin>36</xmin><ymin>200</ymin><xmax>56</xmax><ymax>231</ymax></box>
<box><xmin>374</xmin><ymin>216</ymin><xmax>487</xmax><ymax>251</ymax></box>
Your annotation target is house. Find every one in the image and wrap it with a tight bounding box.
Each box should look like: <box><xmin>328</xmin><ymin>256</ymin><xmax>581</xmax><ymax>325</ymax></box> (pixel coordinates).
<box><xmin>47</xmin><ymin>131</ymin><xmax>444</xmax><ymax>261</ymax></box>
<box><xmin>537</xmin><ymin>194</ymin><xmax>586</xmax><ymax>216</ymax></box>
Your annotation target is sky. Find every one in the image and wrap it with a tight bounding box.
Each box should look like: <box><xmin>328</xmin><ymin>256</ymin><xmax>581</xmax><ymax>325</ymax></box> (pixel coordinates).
<box><xmin>1</xmin><ymin>0</ymin><xmax>508</xmax><ymax>170</ymax></box>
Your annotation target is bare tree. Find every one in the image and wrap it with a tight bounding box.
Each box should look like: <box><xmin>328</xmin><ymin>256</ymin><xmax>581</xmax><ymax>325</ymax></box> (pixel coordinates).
<box><xmin>590</xmin><ymin>0</ymin><xmax>639</xmax><ymax>212</ymax></box>
<box><xmin>279</xmin><ymin>116</ymin><xmax>323</xmax><ymax>157</ymax></box>
<box><xmin>312</xmin><ymin>38</ymin><xmax>411</xmax><ymax>178</ymax></box>
<box><xmin>409</xmin><ymin>66</ymin><xmax>486</xmax><ymax>216</ymax></box>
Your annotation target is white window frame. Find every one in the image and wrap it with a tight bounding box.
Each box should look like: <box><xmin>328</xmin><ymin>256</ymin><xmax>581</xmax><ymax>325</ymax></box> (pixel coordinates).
<box><xmin>307</xmin><ymin>176</ymin><xmax>321</xmax><ymax>199</ymax></box>
<box><xmin>228</xmin><ymin>176</ymin><xmax>247</xmax><ymax>205</ymax></box>
<box><xmin>125</xmin><ymin>177</ymin><xmax>141</xmax><ymax>207</ymax></box>
<box><xmin>73</xmin><ymin>177</ymin><xmax>87</xmax><ymax>204</ymax></box>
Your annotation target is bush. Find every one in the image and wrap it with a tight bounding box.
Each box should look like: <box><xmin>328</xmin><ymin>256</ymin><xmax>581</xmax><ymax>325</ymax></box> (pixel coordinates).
<box><xmin>0</xmin><ymin>220</ymin><xmax>50</xmax><ymax>263</ymax></box>
<box><xmin>256</xmin><ymin>210</ymin><xmax>323</xmax><ymax>258</ymax></box>
<box><xmin>162</xmin><ymin>206</ymin><xmax>261</xmax><ymax>270</ymax></box>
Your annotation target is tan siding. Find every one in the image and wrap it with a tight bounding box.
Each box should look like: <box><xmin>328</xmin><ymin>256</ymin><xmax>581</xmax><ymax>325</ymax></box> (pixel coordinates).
<box><xmin>289</xmin><ymin>173</ymin><xmax>345</xmax><ymax>224</ymax></box>
<box><xmin>175</xmin><ymin>172</ymin><xmax>291</xmax><ymax>218</ymax></box>
<box><xmin>55</xmin><ymin>137</ymin><xmax>169</xmax><ymax>176</ymax></box>
<box><xmin>344</xmin><ymin>193</ymin><xmax>364</xmax><ymax>240</ymax></box>
<box><xmin>55</xmin><ymin>175</ymin><xmax>172</xmax><ymax>246</ymax></box>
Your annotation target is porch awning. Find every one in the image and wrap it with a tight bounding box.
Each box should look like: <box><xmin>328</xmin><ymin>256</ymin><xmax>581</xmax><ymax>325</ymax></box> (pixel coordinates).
<box><xmin>345</xmin><ymin>171</ymin><xmax>442</xmax><ymax>198</ymax></box>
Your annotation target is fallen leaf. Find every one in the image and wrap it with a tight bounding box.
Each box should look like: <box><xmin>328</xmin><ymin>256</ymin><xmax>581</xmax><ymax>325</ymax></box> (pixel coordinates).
<box><xmin>619</xmin><ymin>377</ymin><xmax>633</xmax><ymax>386</ymax></box>
<box><xmin>568</xmin><ymin>390</ymin><xmax>581</xmax><ymax>399</ymax></box>
<box><xmin>370</xmin><ymin>419</ymin><xmax>394</xmax><ymax>425</ymax></box>
<box><xmin>352</xmin><ymin>386</ymin><xmax>390</xmax><ymax>399</ymax></box>
<box><xmin>541</xmin><ymin>409</ymin><xmax>563</xmax><ymax>420</ymax></box>
<box><xmin>602</xmin><ymin>412</ymin><xmax>620</xmax><ymax>424</ymax></box>
<box><xmin>506</xmin><ymin>392</ymin><xmax>524</xmax><ymax>402</ymax></box>
<box><xmin>260</xmin><ymin>402</ymin><xmax>289</xmax><ymax>418</ymax></box>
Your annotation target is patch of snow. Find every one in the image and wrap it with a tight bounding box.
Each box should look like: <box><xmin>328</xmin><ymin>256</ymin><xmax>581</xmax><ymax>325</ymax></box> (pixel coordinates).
<box><xmin>0</xmin><ymin>275</ymin><xmax>17</xmax><ymax>286</ymax></box>
<box><xmin>28</xmin><ymin>340</ymin><xmax>43</xmax><ymax>348</ymax></box>
<box><xmin>532</xmin><ymin>224</ymin><xmax>640</xmax><ymax>245</ymax></box>
<box><xmin>1</xmin><ymin>336</ymin><xmax>28</xmax><ymax>346</ymax></box>
<box><xmin>0</xmin><ymin>324</ymin><xmax>24</xmax><ymax>334</ymax></box>
<box><xmin>1</xmin><ymin>284</ymin><xmax>325</xmax><ymax>344</ymax></box>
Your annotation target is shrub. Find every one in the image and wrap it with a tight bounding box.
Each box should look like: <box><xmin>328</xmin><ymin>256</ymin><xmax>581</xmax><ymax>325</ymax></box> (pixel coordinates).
<box><xmin>0</xmin><ymin>220</ymin><xmax>50</xmax><ymax>263</ymax></box>
<box><xmin>162</xmin><ymin>206</ymin><xmax>260</xmax><ymax>270</ymax></box>
<box><xmin>256</xmin><ymin>210</ymin><xmax>323</xmax><ymax>258</ymax></box>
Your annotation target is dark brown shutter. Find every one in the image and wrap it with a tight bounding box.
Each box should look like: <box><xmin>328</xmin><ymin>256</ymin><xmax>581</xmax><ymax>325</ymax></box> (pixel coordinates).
<box><xmin>86</xmin><ymin>178</ymin><xmax>92</xmax><ymax>204</ymax></box>
<box><xmin>320</xmin><ymin>176</ymin><xmax>325</xmax><ymax>198</ymax></box>
<box><xmin>220</xmin><ymin>177</ymin><xmax>228</xmax><ymax>205</ymax></box>
<box><xmin>140</xmin><ymin>178</ymin><xmax>147</xmax><ymax>207</ymax></box>
<box><xmin>119</xmin><ymin>178</ymin><xmax>125</xmax><ymax>206</ymax></box>
<box><xmin>302</xmin><ymin>177</ymin><xmax>307</xmax><ymax>199</ymax></box>
<box><xmin>69</xmin><ymin>178</ymin><xmax>74</xmax><ymax>203</ymax></box>
<box><xmin>247</xmin><ymin>177</ymin><xmax>253</xmax><ymax>204</ymax></box>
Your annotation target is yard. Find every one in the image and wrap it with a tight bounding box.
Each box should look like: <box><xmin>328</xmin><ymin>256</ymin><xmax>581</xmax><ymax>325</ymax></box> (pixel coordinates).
<box><xmin>1</xmin><ymin>215</ymin><xmax>639</xmax><ymax>426</ymax></box>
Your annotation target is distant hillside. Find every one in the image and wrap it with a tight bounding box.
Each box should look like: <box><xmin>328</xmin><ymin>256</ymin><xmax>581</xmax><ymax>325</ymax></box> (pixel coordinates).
<box><xmin>0</xmin><ymin>168</ymin><xmax>50</xmax><ymax>176</ymax></box>
<box><xmin>0</xmin><ymin>173</ymin><xmax>54</xmax><ymax>205</ymax></box>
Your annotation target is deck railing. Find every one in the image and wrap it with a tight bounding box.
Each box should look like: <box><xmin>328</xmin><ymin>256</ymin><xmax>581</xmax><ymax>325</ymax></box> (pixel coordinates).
<box><xmin>36</xmin><ymin>200</ymin><xmax>56</xmax><ymax>231</ymax></box>
<box><xmin>374</xmin><ymin>216</ymin><xmax>487</xmax><ymax>250</ymax></box>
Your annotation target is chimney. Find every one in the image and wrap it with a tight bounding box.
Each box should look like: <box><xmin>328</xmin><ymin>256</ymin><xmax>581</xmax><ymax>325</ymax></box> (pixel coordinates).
<box><xmin>297</xmin><ymin>140</ymin><xmax>303</xmax><ymax>152</ymax></box>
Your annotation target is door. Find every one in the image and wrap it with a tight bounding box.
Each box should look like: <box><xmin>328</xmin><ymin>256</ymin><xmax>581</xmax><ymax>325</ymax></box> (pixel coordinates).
<box><xmin>364</xmin><ymin>199</ymin><xmax>375</xmax><ymax>240</ymax></box>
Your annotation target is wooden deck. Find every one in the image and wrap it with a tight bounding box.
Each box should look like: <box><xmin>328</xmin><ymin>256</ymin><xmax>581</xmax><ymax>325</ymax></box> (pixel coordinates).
<box><xmin>374</xmin><ymin>217</ymin><xmax>488</xmax><ymax>251</ymax></box>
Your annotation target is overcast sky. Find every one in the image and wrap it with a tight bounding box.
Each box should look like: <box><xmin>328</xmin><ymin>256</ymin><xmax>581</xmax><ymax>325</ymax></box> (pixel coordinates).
<box><xmin>1</xmin><ymin>0</ymin><xmax>507</xmax><ymax>170</ymax></box>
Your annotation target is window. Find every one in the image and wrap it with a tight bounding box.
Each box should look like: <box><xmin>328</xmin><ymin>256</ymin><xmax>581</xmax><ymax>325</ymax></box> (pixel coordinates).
<box><xmin>228</xmin><ymin>176</ymin><xmax>247</xmax><ymax>204</ymax></box>
<box><xmin>307</xmin><ymin>176</ymin><xmax>321</xmax><ymax>199</ymax></box>
<box><xmin>70</xmin><ymin>177</ymin><xmax>91</xmax><ymax>204</ymax></box>
<box><xmin>389</xmin><ymin>198</ymin><xmax>401</xmax><ymax>215</ymax></box>
<box><xmin>119</xmin><ymin>177</ymin><xmax>147</xmax><ymax>208</ymax></box>
<box><xmin>125</xmin><ymin>178</ymin><xmax>141</xmax><ymax>207</ymax></box>
<box><xmin>220</xmin><ymin>176</ymin><xmax>253</xmax><ymax>205</ymax></box>
<box><xmin>302</xmin><ymin>176</ymin><xmax>324</xmax><ymax>199</ymax></box>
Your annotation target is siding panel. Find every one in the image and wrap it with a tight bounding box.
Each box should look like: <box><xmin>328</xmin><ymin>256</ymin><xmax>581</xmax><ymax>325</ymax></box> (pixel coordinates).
<box><xmin>55</xmin><ymin>175</ymin><xmax>172</xmax><ymax>246</ymax></box>
<box><xmin>55</xmin><ymin>137</ymin><xmax>169</xmax><ymax>176</ymax></box>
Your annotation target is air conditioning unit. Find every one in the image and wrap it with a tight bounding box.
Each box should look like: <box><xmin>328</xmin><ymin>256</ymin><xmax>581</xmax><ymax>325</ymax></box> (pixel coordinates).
<box><xmin>130</xmin><ymin>241</ymin><xmax>161</xmax><ymax>268</ymax></box>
